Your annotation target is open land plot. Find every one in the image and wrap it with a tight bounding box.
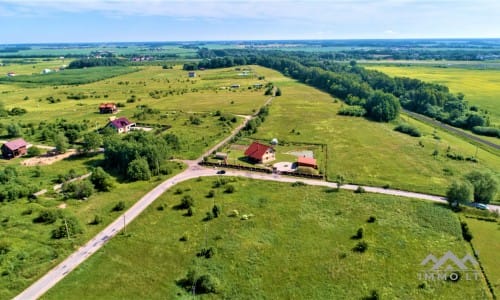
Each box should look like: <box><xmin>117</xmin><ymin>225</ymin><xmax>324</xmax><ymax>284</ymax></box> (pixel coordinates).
<box><xmin>248</xmin><ymin>69</ymin><xmax>500</xmax><ymax>198</ymax></box>
<box><xmin>44</xmin><ymin>178</ymin><xmax>490</xmax><ymax>299</ymax></box>
<box><xmin>364</xmin><ymin>64</ymin><xmax>500</xmax><ymax>129</ymax></box>
<box><xmin>465</xmin><ymin>217</ymin><xmax>500</xmax><ymax>295</ymax></box>
<box><xmin>0</xmin><ymin>154</ymin><xmax>185</xmax><ymax>300</ymax></box>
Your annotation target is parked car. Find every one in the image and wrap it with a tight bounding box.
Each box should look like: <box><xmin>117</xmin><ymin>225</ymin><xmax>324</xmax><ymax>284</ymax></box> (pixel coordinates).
<box><xmin>216</xmin><ymin>170</ymin><xmax>226</xmax><ymax>174</ymax></box>
<box><xmin>469</xmin><ymin>202</ymin><xmax>488</xmax><ymax>210</ymax></box>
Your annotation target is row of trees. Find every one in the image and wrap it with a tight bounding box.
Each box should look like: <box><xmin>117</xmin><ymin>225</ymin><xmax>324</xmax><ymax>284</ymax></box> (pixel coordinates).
<box><xmin>68</xmin><ymin>57</ymin><xmax>124</xmax><ymax>69</ymax></box>
<box><xmin>446</xmin><ymin>171</ymin><xmax>498</xmax><ymax>206</ymax></box>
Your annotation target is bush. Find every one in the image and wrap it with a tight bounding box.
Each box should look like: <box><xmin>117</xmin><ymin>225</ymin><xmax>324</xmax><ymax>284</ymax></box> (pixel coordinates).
<box><xmin>197</xmin><ymin>247</ymin><xmax>215</xmax><ymax>258</ymax></box>
<box><xmin>338</xmin><ymin>105</ymin><xmax>366</xmax><ymax>117</ymax></box>
<box><xmin>291</xmin><ymin>181</ymin><xmax>307</xmax><ymax>187</ymax></box>
<box><xmin>180</xmin><ymin>195</ymin><xmax>194</xmax><ymax>209</ymax></box>
<box><xmin>90</xmin><ymin>167</ymin><xmax>114</xmax><ymax>192</ymax></box>
<box><xmin>353</xmin><ymin>241</ymin><xmax>368</xmax><ymax>253</ymax></box>
<box><xmin>89</xmin><ymin>215</ymin><xmax>102</xmax><ymax>225</ymax></box>
<box><xmin>186</xmin><ymin>207</ymin><xmax>194</xmax><ymax>217</ymax></box>
<box><xmin>394</xmin><ymin>123</ymin><xmax>422</xmax><ymax>137</ymax></box>
<box><xmin>354</xmin><ymin>186</ymin><xmax>366</xmax><ymax>193</ymax></box>
<box><xmin>461</xmin><ymin>222</ymin><xmax>473</xmax><ymax>242</ymax></box>
<box><xmin>367</xmin><ymin>216</ymin><xmax>376</xmax><ymax>223</ymax></box>
<box><xmin>0</xmin><ymin>241</ymin><xmax>11</xmax><ymax>255</ymax></box>
<box><xmin>62</xmin><ymin>180</ymin><xmax>94</xmax><ymax>200</ymax></box>
<box><xmin>127</xmin><ymin>158</ymin><xmax>151</xmax><ymax>181</ymax></box>
<box><xmin>113</xmin><ymin>201</ymin><xmax>126</xmax><ymax>212</ymax></box>
<box><xmin>204</xmin><ymin>211</ymin><xmax>214</xmax><ymax>221</ymax></box>
<box><xmin>206</xmin><ymin>190</ymin><xmax>215</xmax><ymax>198</ymax></box>
<box><xmin>51</xmin><ymin>216</ymin><xmax>83</xmax><ymax>239</ymax></box>
<box><xmin>27</xmin><ymin>146</ymin><xmax>42</xmax><ymax>157</ymax></box>
<box><xmin>212</xmin><ymin>205</ymin><xmax>221</xmax><ymax>218</ymax></box>
<box><xmin>33</xmin><ymin>209</ymin><xmax>60</xmax><ymax>224</ymax></box>
<box><xmin>224</xmin><ymin>184</ymin><xmax>235</xmax><ymax>194</ymax></box>
<box><xmin>296</xmin><ymin>166</ymin><xmax>319</xmax><ymax>175</ymax></box>
<box><xmin>178</xmin><ymin>270</ymin><xmax>221</xmax><ymax>294</ymax></box>
<box><xmin>352</xmin><ymin>227</ymin><xmax>364</xmax><ymax>239</ymax></box>
<box><xmin>472</xmin><ymin>126</ymin><xmax>500</xmax><ymax>138</ymax></box>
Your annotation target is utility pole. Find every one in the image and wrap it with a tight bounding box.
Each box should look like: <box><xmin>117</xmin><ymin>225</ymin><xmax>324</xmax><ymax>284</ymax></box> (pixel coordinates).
<box><xmin>123</xmin><ymin>215</ymin><xmax>126</xmax><ymax>235</ymax></box>
<box><xmin>64</xmin><ymin>218</ymin><xmax>70</xmax><ymax>240</ymax></box>
<box><xmin>474</xmin><ymin>145</ymin><xmax>478</xmax><ymax>159</ymax></box>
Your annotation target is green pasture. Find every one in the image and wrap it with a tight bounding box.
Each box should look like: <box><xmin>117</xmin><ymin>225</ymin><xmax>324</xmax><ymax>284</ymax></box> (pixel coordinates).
<box><xmin>249</xmin><ymin>68</ymin><xmax>500</xmax><ymax>198</ymax></box>
<box><xmin>44</xmin><ymin>178</ymin><xmax>489</xmax><ymax>299</ymax></box>
<box><xmin>466</xmin><ymin>217</ymin><xmax>500</xmax><ymax>295</ymax></box>
<box><xmin>364</xmin><ymin>64</ymin><xmax>500</xmax><ymax>127</ymax></box>
<box><xmin>0</xmin><ymin>155</ymin><xmax>185</xmax><ymax>300</ymax></box>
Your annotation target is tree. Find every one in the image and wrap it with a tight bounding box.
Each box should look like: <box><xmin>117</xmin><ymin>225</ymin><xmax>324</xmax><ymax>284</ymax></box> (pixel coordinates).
<box><xmin>82</xmin><ymin>132</ymin><xmax>103</xmax><ymax>153</ymax></box>
<box><xmin>90</xmin><ymin>167</ymin><xmax>114</xmax><ymax>192</ymax></box>
<box><xmin>53</xmin><ymin>132</ymin><xmax>69</xmax><ymax>153</ymax></box>
<box><xmin>27</xmin><ymin>146</ymin><xmax>42</xmax><ymax>157</ymax></box>
<box><xmin>365</xmin><ymin>91</ymin><xmax>400</xmax><ymax>122</ymax></box>
<box><xmin>7</xmin><ymin>123</ymin><xmax>22</xmax><ymax>137</ymax></box>
<box><xmin>127</xmin><ymin>158</ymin><xmax>151</xmax><ymax>181</ymax></box>
<box><xmin>62</xmin><ymin>180</ymin><xmax>94</xmax><ymax>200</ymax></box>
<box><xmin>446</xmin><ymin>181</ymin><xmax>473</xmax><ymax>207</ymax></box>
<box><xmin>465</xmin><ymin>171</ymin><xmax>498</xmax><ymax>204</ymax></box>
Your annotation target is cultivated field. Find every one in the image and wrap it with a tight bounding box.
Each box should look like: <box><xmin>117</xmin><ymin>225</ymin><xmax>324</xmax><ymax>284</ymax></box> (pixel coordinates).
<box><xmin>364</xmin><ymin>64</ymin><xmax>500</xmax><ymax>128</ymax></box>
<box><xmin>43</xmin><ymin>178</ymin><xmax>490</xmax><ymax>299</ymax></box>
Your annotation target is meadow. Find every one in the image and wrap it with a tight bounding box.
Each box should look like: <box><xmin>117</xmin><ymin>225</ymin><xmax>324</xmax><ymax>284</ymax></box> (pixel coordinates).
<box><xmin>0</xmin><ymin>153</ymin><xmax>185</xmax><ymax>300</ymax></box>
<box><xmin>248</xmin><ymin>68</ymin><xmax>500</xmax><ymax>198</ymax></box>
<box><xmin>43</xmin><ymin>178</ymin><xmax>490</xmax><ymax>299</ymax></box>
<box><xmin>364</xmin><ymin>64</ymin><xmax>500</xmax><ymax>128</ymax></box>
<box><xmin>465</xmin><ymin>217</ymin><xmax>500</xmax><ymax>295</ymax></box>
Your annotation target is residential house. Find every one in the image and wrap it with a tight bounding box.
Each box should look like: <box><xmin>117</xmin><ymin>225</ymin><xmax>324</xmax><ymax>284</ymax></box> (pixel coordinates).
<box><xmin>99</xmin><ymin>103</ymin><xmax>117</xmax><ymax>114</ymax></box>
<box><xmin>107</xmin><ymin>117</ymin><xmax>136</xmax><ymax>134</ymax></box>
<box><xmin>1</xmin><ymin>138</ymin><xmax>28</xmax><ymax>159</ymax></box>
<box><xmin>244</xmin><ymin>142</ymin><xmax>275</xmax><ymax>164</ymax></box>
<box><xmin>297</xmin><ymin>156</ymin><xmax>318</xmax><ymax>169</ymax></box>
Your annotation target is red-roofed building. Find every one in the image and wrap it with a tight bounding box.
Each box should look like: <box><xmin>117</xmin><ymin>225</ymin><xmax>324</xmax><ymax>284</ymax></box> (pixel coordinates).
<box><xmin>2</xmin><ymin>138</ymin><xmax>28</xmax><ymax>159</ymax></box>
<box><xmin>297</xmin><ymin>156</ymin><xmax>317</xmax><ymax>169</ymax></box>
<box><xmin>99</xmin><ymin>103</ymin><xmax>117</xmax><ymax>114</ymax></box>
<box><xmin>107</xmin><ymin>117</ymin><xmax>136</xmax><ymax>134</ymax></box>
<box><xmin>244</xmin><ymin>142</ymin><xmax>275</xmax><ymax>164</ymax></box>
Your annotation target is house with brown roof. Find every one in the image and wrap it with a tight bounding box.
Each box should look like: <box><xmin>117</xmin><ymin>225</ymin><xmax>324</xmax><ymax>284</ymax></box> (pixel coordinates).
<box><xmin>1</xmin><ymin>138</ymin><xmax>28</xmax><ymax>159</ymax></box>
<box><xmin>244</xmin><ymin>142</ymin><xmax>275</xmax><ymax>164</ymax></box>
<box><xmin>107</xmin><ymin>117</ymin><xmax>136</xmax><ymax>134</ymax></box>
<box><xmin>297</xmin><ymin>156</ymin><xmax>317</xmax><ymax>169</ymax></box>
<box><xmin>99</xmin><ymin>103</ymin><xmax>117</xmax><ymax>114</ymax></box>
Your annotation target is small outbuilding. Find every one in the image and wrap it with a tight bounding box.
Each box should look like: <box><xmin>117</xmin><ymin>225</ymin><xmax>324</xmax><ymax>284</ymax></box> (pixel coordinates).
<box><xmin>99</xmin><ymin>103</ymin><xmax>117</xmax><ymax>114</ymax></box>
<box><xmin>297</xmin><ymin>156</ymin><xmax>317</xmax><ymax>169</ymax></box>
<box><xmin>244</xmin><ymin>142</ymin><xmax>275</xmax><ymax>164</ymax></box>
<box><xmin>188</xmin><ymin>71</ymin><xmax>196</xmax><ymax>78</ymax></box>
<box><xmin>2</xmin><ymin>138</ymin><xmax>28</xmax><ymax>159</ymax></box>
<box><xmin>215</xmin><ymin>152</ymin><xmax>228</xmax><ymax>160</ymax></box>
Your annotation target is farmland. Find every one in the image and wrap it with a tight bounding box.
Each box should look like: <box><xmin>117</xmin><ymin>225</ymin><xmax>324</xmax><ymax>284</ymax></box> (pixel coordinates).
<box><xmin>364</xmin><ymin>64</ymin><xmax>500</xmax><ymax>128</ymax></box>
<box><xmin>43</xmin><ymin>178</ymin><xmax>489</xmax><ymax>299</ymax></box>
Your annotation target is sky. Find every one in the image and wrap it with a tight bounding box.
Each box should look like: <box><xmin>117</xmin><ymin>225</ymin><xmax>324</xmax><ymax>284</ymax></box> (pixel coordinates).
<box><xmin>0</xmin><ymin>0</ymin><xmax>499</xmax><ymax>43</ymax></box>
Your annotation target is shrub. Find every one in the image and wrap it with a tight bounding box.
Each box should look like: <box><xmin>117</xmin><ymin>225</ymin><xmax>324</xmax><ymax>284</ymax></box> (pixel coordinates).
<box><xmin>27</xmin><ymin>146</ymin><xmax>42</xmax><ymax>157</ymax></box>
<box><xmin>204</xmin><ymin>211</ymin><xmax>214</xmax><ymax>221</ymax></box>
<box><xmin>224</xmin><ymin>185</ymin><xmax>235</xmax><ymax>194</ymax></box>
<box><xmin>367</xmin><ymin>216</ymin><xmax>376</xmax><ymax>223</ymax></box>
<box><xmin>127</xmin><ymin>158</ymin><xmax>151</xmax><ymax>181</ymax></box>
<box><xmin>338</xmin><ymin>105</ymin><xmax>366</xmax><ymax>117</ymax></box>
<box><xmin>394</xmin><ymin>123</ymin><xmax>422</xmax><ymax>137</ymax></box>
<box><xmin>472</xmin><ymin>126</ymin><xmax>500</xmax><ymax>138</ymax></box>
<box><xmin>352</xmin><ymin>227</ymin><xmax>364</xmax><ymax>239</ymax></box>
<box><xmin>51</xmin><ymin>216</ymin><xmax>83</xmax><ymax>239</ymax></box>
<box><xmin>89</xmin><ymin>215</ymin><xmax>102</xmax><ymax>225</ymax></box>
<box><xmin>197</xmin><ymin>247</ymin><xmax>215</xmax><ymax>259</ymax></box>
<box><xmin>0</xmin><ymin>241</ymin><xmax>11</xmax><ymax>255</ymax></box>
<box><xmin>212</xmin><ymin>205</ymin><xmax>221</xmax><ymax>218</ymax></box>
<box><xmin>186</xmin><ymin>207</ymin><xmax>194</xmax><ymax>217</ymax></box>
<box><xmin>113</xmin><ymin>201</ymin><xmax>126</xmax><ymax>212</ymax></box>
<box><xmin>180</xmin><ymin>195</ymin><xmax>194</xmax><ymax>209</ymax></box>
<box><xmin>206</xmin><ymin>190</ymin><xmax>215</xmax><ymax>198</ymax></box>
<box><xmin>461</xmin><ymin>222</ymin><xmax>473</xmax><ymax>242</ymax></box>
<box><xmin>33</xmin><ymin>209</ymin><xmax>60</xmax><ymax>224</ymax></box>
<box><xmin>291</xmin><ymin>181</ymin><xmax>307</xmax><ymax>187</ymax></box>
<box><xmin>90</xmin><ymin>167</ymin><xmax>114</xmax><ymax>192</ymax></box>
<box><xmin>296</xmin><ymin>166</ymin><xmax>319</xmax><ymax>175</ymax></box>
<box><xmin>229</xmin><ymin>209</ymin><xmax>239</xmax><ymax>217</ymax></box>
<box><xmin>353</xmin><ymin>241</ymin><xmax>368</xmax><ymax>253</ymax></box>
<box><xmin>178</xmin><ymin>270</ymin><xmax>220</xmax><ymax>294</ymax></box>
<box><xmin>179</xmin><ymin>233</ymin><xmax>189</xmax><ymax>242</ymax></box>
<box><xmin>62</xmin><ymin>180</ymin><xmax>94</xmax><ymax>200</ymax></box>
<box><xmin>174</xmin><ymin>188</ymin><xmax>183</xmax><ymax>195</ymax></box>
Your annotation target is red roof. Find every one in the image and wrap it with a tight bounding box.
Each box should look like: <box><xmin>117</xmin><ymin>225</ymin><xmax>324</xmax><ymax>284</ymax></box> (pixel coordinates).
<box><xmin>297</xmin><ymin>156</ymin><xmax>317</xmax><ymax>166</ymax></box>
<box><xmin>109</xmin><ymin>117</ymin><xmax>133</xmax><ymax>129</ymax></box>
<box><xmin>3</xmin><ymin>138</ymin><xmax>27</xmax><ymax>151</ymax></box>
<box><xmin>244</xmin><ymin>142</ymin><xmax>273</xmax><ymax>160</ymax></box>
<box><xmin>99</xmin><ymin>103</ymin><xmax>116</xmax><ymax>108</ymax></box>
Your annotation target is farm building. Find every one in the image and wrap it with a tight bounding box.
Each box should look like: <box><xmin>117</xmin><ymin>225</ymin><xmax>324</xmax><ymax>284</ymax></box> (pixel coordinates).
<box><xmin>188</xmin><ymin>71</ymin><xmax>196</xmax><ymax>78</ymax></box>
<box><xmin>244</xmin><ymin>142</ymin><xmax>275</xmax><ymax>164</ymax></box>
<box><xmin>107</xmin><ymin>117</ymin><xmax>136</xmax><ymax>134</ymax></box>
<box><xmin>230</xmin><ymin>84</ymin><xmax>240</xmax><ymax>88</ymax></box>
<box><xmin>297</xmin><ymin>156</ymin><xmax>318</xmax><ymax>169</ymax></box>
<box><xmin>2</xmin><ymin>138</ymin><xmax>28</xmax><ymax>159</ymax></box>
<box><xmin>99</xmin><ymin>103</ymin><xmax>117</xmax><ymax>114</ymax></box>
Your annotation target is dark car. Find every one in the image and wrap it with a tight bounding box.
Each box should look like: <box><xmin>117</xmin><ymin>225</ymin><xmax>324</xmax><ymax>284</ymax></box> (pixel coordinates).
<box><xmin>469</xmin><ymin>202</ymin><xmax>488</xmax><ymax>210</ymax></box>
<box><xmin>216</xmin><ymin>170</ymin><xmax>226</xmax><ymax>174</ymax></box>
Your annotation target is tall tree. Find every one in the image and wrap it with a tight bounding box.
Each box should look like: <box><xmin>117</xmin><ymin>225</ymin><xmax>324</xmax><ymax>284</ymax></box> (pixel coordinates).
<box><xmin>465</xmin><ymin>171</ymin><xmax>498</xmax><ymax>204</ymax></box>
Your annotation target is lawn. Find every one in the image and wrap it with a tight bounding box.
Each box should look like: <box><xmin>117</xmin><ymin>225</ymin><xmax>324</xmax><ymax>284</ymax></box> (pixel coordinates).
<box><xmin>465</xmin><ymin>217</ymin><xmax>500</xmax><ymax>295</ymax></box>
<box><xmin>364</xmin><ymin>64</ymin><xmax>500</xmax><ymax>128</ymax></box>
<box><xmin>0</xmin><ymin>156</ymin><xmax>185</xmax><ymax>300</ymax></box>
<box><xmin>43</xmin><ymin>178</ymin><xmax>490</xmax><ymax>299</ymax></box>
<box><xmin>248</xmin><ymin>69</ymin><xmax>500</xmax><ymax>198</ymax></box>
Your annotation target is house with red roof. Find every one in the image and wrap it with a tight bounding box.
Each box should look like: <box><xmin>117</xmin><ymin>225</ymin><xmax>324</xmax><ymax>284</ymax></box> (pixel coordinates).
<box><xmin>1</xmin><ymin>138</ymin><xmax>28</xmax><ymax>159</ymax></box>
<box><xmin>107</xmin><ymin>117</ymin><xmax>136</xmax><ymax>134</ymax></box>
<box><xmin>297</xmin><ymin>156</ymin><xmax>317</xmax><ymax>169</ymax></box>
<box><xmin>99</xmin><ymin>103</ymin><xmax>117</xmax><ymax>114</ymax></box>
<box><xmin>244</xmin><ymin>141</ymin><xmax>275</xmax><ymax>164</ymax></box>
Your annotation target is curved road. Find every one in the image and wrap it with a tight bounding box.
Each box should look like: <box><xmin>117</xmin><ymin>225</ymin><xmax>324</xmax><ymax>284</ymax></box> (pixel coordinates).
<box><xmin>15</xmin><ymin>97</ymin><xmax>500</xmax><ymax>299</ymax></box>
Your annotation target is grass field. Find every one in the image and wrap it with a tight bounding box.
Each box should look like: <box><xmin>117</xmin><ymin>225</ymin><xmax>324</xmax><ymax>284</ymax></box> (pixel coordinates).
<box><xmin>465</xmin><ymin>217</ymin><xmax>500</xmax><ymax>295</ymax></box>
<box><xmin>248</xmin><ymin>68</ymin><xmax>500</xmax><ymax>198</ymax></box>
<box><xmin>43</xmin><ymin>178</ymin><xmax>490</xmax><ymax>299</ymax></box>
<box><xmin>0</xmin><ymin>155</ymin><xmax>185</xmax><ymax>300</ymax></box>
<box><xmin>364</xmin><ymin>64</ymin><xmax>500</xmax><ymax>127</ymax></box>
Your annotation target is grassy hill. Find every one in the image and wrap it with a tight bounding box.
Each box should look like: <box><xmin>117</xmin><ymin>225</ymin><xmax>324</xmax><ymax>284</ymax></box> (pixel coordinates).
<box><xmin>43</xmin><ymin>178</ymin><xmax>490</xmax><ymax>299</ymax></box>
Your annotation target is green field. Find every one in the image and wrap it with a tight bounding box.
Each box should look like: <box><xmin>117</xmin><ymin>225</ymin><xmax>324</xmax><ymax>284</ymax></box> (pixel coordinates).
<box><xmin>43</xmin><ymin>178</ymin><xmax>490</xmax><ymax>299</ymax></box>
<box><xmin>248</xmin><ymin>68</ymin><xmax>500</xmax><ymax>198</ymax></box>
<box><xmin>0</xmin><ymin>154</ymin><xmax>185</xmax><ymax>300</ymax></box>
<box><xmin>364</xmin><ymin>64</ymin><xmax>500</xmax><ymax>127</ymax></box>
<box><xmin>466</xmin><ymin>217</ymin><xmax>500</xmax><ymax>295</ymax></box>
